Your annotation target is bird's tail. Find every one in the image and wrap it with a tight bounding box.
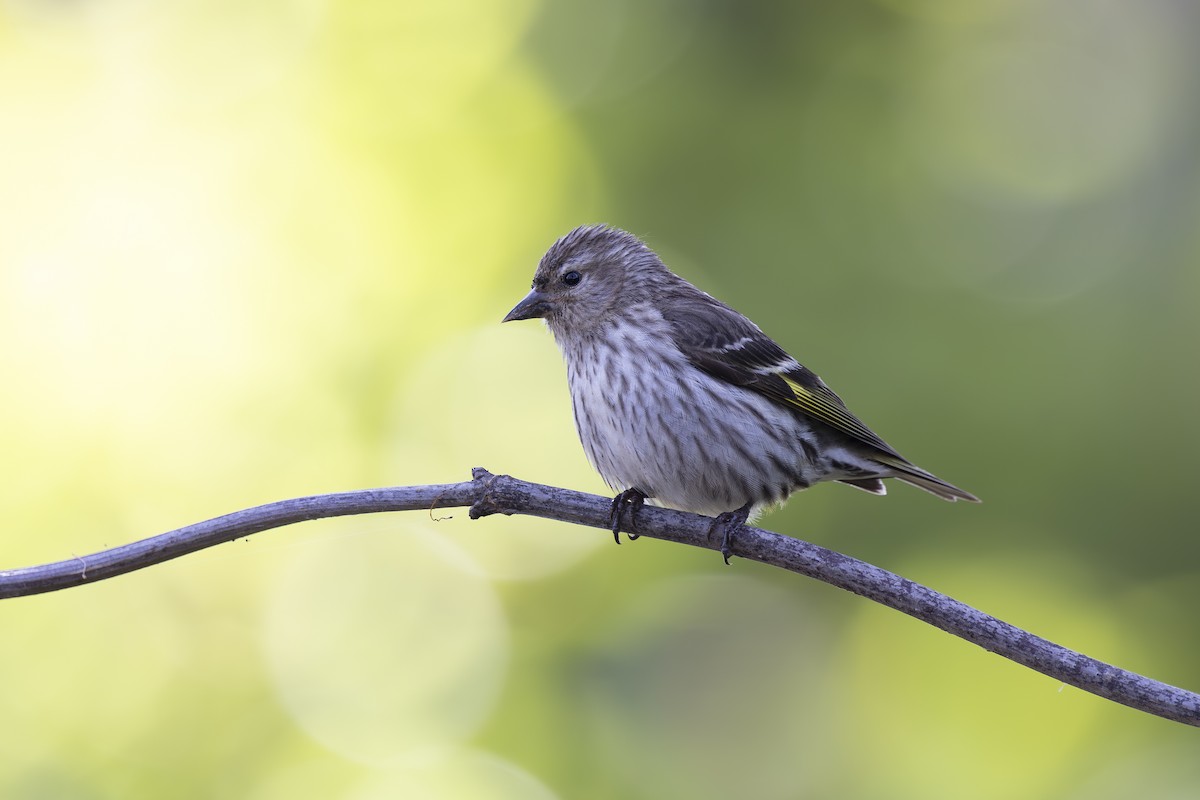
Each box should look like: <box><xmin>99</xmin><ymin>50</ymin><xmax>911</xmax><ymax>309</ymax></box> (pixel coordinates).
<box><xmin>877</xmin><ymin>457</ymin><xmax>980</xmax><ymax>503</ymax></box>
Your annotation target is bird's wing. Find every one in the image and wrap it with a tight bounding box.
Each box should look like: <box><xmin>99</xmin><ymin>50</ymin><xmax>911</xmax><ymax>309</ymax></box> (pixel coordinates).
<box><xmin>661</xmin><ymin>293</ymin><xmax>905</xmax><ymax>460</ymax></box>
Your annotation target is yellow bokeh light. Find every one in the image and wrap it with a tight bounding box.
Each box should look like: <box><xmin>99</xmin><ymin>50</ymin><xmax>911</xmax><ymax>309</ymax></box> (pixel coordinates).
<box><xmin>389</xmin><ymin>324</ymin><xmax>607</xmax><ymax>581</ymax></box>
<box><xmin>264</xmin><ymin>522</ymin><xmax>509</xmax><ymax>765</ymax></box>
<box><xmin>344</xmin><ymin>748</ymin><xmax>559</xmax><ymax>800</ymax></box>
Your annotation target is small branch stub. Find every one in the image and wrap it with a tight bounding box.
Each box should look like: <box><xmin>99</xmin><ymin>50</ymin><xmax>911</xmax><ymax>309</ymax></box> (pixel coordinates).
<box><xmin>467</xmin><ymin>468</ymin><xmax>508</xmax><ymax>519</ymax></box>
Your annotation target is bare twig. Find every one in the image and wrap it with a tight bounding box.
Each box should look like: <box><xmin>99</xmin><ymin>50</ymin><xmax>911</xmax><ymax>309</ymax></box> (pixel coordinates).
<box><xmin>1</xmin><ymin>467</ymin><xmax>1196</xmax><ymax>726</ymax></box>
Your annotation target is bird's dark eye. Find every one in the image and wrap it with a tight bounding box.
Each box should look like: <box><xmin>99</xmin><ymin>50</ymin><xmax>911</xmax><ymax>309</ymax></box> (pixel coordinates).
<box><xmin>562</xmin><ymin>270</ymin><xmax>582</xmax><ymax>287</ymax></box>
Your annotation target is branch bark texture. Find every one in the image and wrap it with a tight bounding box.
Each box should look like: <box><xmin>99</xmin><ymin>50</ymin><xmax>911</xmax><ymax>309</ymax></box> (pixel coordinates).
<box><xmin>1</xmin><ymin>468</ymin><xmax>1196</xmax><ymax>727</ymax></box>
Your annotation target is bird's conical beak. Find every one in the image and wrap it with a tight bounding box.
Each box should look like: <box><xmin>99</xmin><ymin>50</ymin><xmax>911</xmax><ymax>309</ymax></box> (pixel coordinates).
<box><xmin>503</xmin><ymin>289</ymin><xmax>551</xmax><ymax>322</ymax></box>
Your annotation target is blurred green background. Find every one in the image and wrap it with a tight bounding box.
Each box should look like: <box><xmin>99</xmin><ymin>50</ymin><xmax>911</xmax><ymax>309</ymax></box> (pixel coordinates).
<box><xmin>2</xmin><ymin>0</ymin><xmax>1199</xmax><ymax>797</ymax></box>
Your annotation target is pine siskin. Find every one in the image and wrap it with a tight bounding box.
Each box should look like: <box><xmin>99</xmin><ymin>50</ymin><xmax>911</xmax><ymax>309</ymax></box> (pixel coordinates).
<box><xmin>504</xmin><ymin>224</ymin><xmax>978</xmax><ymax>561</ymax></box>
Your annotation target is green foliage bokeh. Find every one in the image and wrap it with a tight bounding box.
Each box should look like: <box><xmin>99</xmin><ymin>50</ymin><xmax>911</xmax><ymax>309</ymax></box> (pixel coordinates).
<box><xmin>2</xmin><ymin>1</ymin><xmax>1198</xmax><ymax>797</ymax></box>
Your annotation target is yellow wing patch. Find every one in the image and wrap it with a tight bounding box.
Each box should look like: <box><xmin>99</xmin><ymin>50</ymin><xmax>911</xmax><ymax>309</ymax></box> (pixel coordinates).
<box><xmin>780</xmin><ymin>375</ymin><xmax>894</xmax><ymax>454</ymax></box>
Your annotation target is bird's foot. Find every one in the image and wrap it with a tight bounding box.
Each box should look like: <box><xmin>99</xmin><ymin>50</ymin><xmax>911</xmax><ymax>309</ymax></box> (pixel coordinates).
<box><xmin>710</xmin><ymin>503</ymin><xmax>753</xmax><ymax>565</ymax></box>
<box><xmin>608</xmin><ymin>488</ymin><xmax>647</xmax><ymax>544</ymax></box>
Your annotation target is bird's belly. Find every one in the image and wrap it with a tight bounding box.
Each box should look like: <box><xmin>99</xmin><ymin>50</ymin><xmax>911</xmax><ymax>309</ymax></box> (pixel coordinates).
<box><xmin>568</xmin><ymin>352</ymin><xmax>822</xmax><ymax>517</ymax></box>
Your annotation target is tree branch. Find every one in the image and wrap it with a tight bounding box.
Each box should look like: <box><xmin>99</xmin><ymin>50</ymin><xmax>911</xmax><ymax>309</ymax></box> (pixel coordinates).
<box><xmin>2</xmin><ymin>467</ymin><xmax>1195</xmax><ymax>726</ymax></box>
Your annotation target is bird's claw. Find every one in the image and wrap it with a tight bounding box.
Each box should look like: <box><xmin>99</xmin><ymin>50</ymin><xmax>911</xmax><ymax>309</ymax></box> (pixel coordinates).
<box><xmin>711</xmin><ymin>504</ymin><xmax>752</xmax><ymax>565</ymax></box>
<box><xmin>608</xmin><ymin>488</ymin><xmax>647</xmax><ymax>544</ymax></box>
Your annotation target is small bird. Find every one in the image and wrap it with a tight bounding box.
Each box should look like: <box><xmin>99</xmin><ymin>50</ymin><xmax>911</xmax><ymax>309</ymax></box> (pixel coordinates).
<box><xmin>504</xmin><ymin>225</ymin><xmax>978</xmax><ymax>562</ymax></box>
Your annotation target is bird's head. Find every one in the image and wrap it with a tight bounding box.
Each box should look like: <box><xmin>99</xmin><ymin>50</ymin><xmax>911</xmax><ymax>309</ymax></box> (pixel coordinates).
<box><xmin>503</xmin><ymin>224</ymin><xmax>666</xmax><ymax>336</ymax></box>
